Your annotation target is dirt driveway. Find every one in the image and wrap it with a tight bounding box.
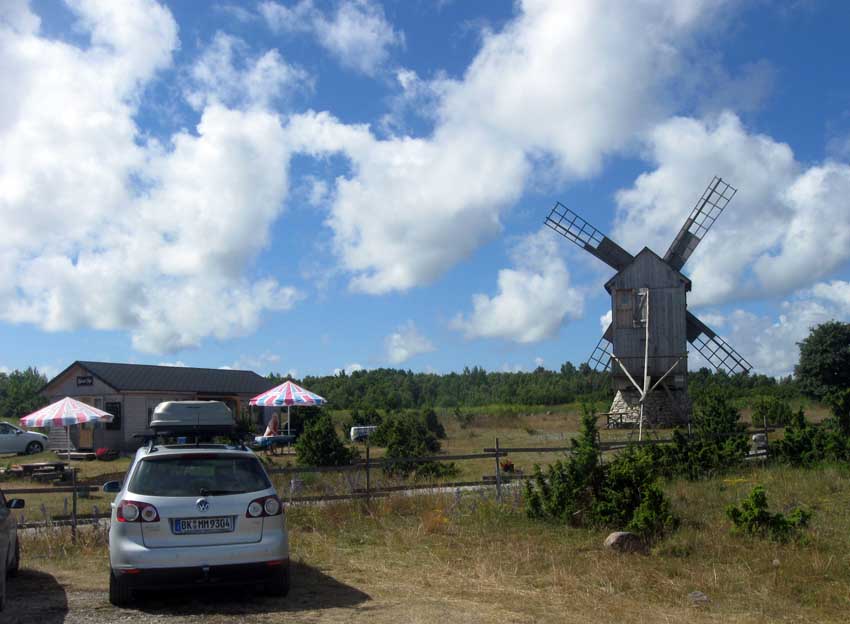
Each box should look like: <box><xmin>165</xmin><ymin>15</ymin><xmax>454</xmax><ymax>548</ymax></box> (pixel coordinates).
<box><xmin>4</xmin><ymin>562</ymin><xmax>384</xmax><ymax>624</ymax></box>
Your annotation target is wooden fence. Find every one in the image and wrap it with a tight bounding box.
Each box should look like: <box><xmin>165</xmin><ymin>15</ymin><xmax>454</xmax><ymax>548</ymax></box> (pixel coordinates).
<box><xmin>6</xmin><ymin>426</ymin><xmax>775</xmax><ymax>538</ymax></box>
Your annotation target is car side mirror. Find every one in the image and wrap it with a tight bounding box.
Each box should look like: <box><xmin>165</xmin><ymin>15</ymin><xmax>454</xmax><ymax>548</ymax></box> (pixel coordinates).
<box><xmin>8</xmin><ymin>499</ymin><xmax>25</xmax><ymax>509</ymax></box>
<box><xmin>15</xmin><ymin>430</ymin><xmax>23</xmax><ymax>435</ymax></box>
<box><xmin>103</xmin><ymin>480</ymin><xmax>122</xmax><ymax>493</ymax></box>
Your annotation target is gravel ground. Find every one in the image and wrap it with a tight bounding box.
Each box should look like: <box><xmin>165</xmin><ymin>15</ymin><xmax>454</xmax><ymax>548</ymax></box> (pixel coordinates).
<box><xmin>4</xmin><ymin>563</ymin><xmax>378</xmax><ymax>624</ymax></box>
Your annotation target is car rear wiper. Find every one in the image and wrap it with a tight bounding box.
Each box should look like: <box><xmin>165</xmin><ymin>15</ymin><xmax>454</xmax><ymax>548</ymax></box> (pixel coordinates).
<box><xmin>199</xmin><ymin>488</ymin><xmax>242</xmax><ymax>496</ymax></box>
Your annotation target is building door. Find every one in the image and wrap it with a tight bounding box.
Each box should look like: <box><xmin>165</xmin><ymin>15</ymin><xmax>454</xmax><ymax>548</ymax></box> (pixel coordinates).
<box><xmin>78</xmin><ymin>425</ymin><xmax>94</xmax><ymax>450</ymax></box>
<box><xmin>75</xmin><ymin>397</ymin><xmax>98</xmax><ymax>450</ymax></box>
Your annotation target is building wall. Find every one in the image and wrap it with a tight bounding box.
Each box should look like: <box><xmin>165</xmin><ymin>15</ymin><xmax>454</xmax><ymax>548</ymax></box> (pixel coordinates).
<box><xmin>609</xmin><ymin>252</ymin><xmax>688</xmax><ymax>389</ymax></box>
<box><xmin>47</xmin><ymin>363</ymin><xmax>118</xmax><ymax>397</ymax></box>
<box><xmin>40</xmin><ymin>362</ymin><xmax>264</xmax><ymax>452</ymax></box>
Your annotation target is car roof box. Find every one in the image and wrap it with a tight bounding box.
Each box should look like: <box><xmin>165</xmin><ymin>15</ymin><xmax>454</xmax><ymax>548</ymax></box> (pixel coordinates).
<box><xmin>149</xmin><ymin>401</ymin><xmax>235</xmax><ymax>435</ymax></box>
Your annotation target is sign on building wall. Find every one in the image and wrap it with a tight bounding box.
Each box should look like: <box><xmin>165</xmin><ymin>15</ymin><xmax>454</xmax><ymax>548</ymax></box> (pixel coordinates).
<box><xmin>76</xmin><ymin>375</ymin><xmax>94</xmax><ymax>386</ymax></box>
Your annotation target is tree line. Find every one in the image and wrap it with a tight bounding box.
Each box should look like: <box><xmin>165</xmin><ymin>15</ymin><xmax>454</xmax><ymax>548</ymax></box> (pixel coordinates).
<box><xmin>271</xmin><ymin>363</ymin><xmax>799</xmax><ymax>412</ymax></box>
<box><xmin>3</xmin><ymin>320</ymin><xmax>848</xmax><ymax>419</ymax></box>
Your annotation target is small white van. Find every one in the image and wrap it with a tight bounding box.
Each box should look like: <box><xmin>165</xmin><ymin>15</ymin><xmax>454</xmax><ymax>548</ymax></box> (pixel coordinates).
<box><xmin>349</xmin><ymin>426</ymin><xmax>377</xmax><ymax>442</ymax></box>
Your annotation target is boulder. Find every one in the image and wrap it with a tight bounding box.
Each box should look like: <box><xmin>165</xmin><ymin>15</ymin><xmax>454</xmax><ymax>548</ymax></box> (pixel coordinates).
<box><xmin>688</xmin><ymin>591</ymin><xmax>710</xmax><ymax>606</ymax></box>
<box><xmin>603</xmin><ymin>531</ymin><xmax>644</xmax><ymax>553</ymax></box>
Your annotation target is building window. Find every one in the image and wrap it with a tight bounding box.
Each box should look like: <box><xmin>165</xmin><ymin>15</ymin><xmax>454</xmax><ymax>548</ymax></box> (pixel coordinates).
<box><xmin>105</xmin><ymin>401</ymin><xmax>122</xmax><ymax>431</ymax></box>
<box><xmin>615</xmin><ymin>289</ymin><xmax>634</xmax><ymax>328</ymax></box>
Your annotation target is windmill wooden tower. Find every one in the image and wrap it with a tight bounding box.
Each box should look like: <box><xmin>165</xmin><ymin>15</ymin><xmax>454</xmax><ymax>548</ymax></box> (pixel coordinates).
<box><xmin>545</xmin><ymin>177</ymin><xmax>751</xmax><ymax>431</ymax></box>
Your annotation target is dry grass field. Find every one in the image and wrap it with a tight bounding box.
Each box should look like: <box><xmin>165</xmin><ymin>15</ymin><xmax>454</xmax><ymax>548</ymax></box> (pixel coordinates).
<box><xmin>7</xmin><ymin>462</ymin><xmax>850</xmax><ymax>623</ymax></box>
<box><xmin>2</xmin><ymin>399</ymin><xmax>834</xmax><ymax>519</ymax></box>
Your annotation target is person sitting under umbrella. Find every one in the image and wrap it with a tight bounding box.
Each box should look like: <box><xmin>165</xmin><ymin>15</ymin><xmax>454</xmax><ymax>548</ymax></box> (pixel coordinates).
<box><xmin>263</xmin><ymin>413</ymin><xmax>279</xmax><ymax>437</ymax></box>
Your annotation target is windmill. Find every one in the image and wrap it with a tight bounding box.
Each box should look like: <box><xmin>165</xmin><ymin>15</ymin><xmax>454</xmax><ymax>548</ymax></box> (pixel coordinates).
<box><xmin>545</xmin><ymin>177</ymin><xmax>751</xmax><ymax>432</ymax></box>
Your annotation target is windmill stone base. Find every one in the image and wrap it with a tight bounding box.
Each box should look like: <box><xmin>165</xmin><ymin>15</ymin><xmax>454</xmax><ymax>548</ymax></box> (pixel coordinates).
<box><xmin>607</xmin><ymin>389</ymin><xmax>691</xmax><ymax>428</ymax></box>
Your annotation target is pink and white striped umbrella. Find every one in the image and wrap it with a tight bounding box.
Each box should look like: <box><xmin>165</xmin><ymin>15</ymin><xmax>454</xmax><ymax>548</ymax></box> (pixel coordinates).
<box><xmin>20</xmin><ymin>397</ymin><xmax>114</xmax><ymax>428</ymax></box>
<box><xmin>249</xmin><ymin>380</ymin><xmax>326</xmax><ymax>407</ymax></box>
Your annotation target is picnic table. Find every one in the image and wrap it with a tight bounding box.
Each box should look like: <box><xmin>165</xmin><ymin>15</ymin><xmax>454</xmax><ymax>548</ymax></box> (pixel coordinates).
<box><xmin>10</xmin><ymin>461</ymin><xmax>68</xmax><ymax>476</ymax></box>
<box><xmin>252</xmin><ymin>435</ymin><xmax>296</xmax><ymax>455</ymax></box>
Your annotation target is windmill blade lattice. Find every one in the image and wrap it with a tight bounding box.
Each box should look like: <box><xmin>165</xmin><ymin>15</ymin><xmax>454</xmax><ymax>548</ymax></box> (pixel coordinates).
<box><xmin>687</xmin><ymin>312</ymin><xmax>752</xmax><ymax>374</ymax></box>
<box><xmin>664</xmin><ymin>177</ymin><xmax>737</xmax><ymax>271</ymax></box>
<box><xmin>587</xmin><ymin>334</ymin><xmax>613</xmax><ymax>372</ymax></box>
<box><xmin>544</xmin><ymin>202</ymin><xmax>634</xmax><ymax>271</ymax></box>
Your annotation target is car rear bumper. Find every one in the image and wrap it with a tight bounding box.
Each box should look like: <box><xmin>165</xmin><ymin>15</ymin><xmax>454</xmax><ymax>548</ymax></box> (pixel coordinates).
<box><xmin>113</xmin><ymin>558</ymin><xmax>288</xmax><ymax>589</ymax></box>
<box><xmin>110</xmin><ymin>526</ymin><xmax>288</xmax><ymax>570</ymax></box>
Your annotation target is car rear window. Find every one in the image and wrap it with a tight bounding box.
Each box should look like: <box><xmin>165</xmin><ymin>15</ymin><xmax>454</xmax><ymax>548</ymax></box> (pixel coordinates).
<box><xmin>128</xmin><ymin>455</ymin><xmax>272</xmax><ymax>497</ymax></box>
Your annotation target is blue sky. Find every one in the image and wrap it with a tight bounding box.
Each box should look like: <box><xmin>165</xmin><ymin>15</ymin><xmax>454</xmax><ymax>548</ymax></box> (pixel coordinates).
<box><xmin>2</xmin><ymin>0</ymin><xmax>850</xmax><ymax>381</ymax></box>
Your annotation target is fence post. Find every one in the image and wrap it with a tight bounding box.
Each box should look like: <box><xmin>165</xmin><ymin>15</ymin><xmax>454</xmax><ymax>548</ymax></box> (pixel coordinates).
<box><xmin>494</xmin><ymin>437</ymin><xmax>502</xmax><ymax>503</ymax></box>
<box><xmin>763</xmin><ymin>413</ymin><xmax>769</xmax><ymax>459</ymax></box>
<box><xmin>365</xmin><ymin>439</ymin><xmax>371</xmax><ymax>507</ymax></box>
<box><xmin>71</xmin><ymin>468</ymin><xmax>78</xmax><ymax>544</ymax></box>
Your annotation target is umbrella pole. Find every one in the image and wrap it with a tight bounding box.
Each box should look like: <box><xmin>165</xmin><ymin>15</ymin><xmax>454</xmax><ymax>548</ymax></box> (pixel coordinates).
<box><xmin>287</xmin><ymin>405</ymin><xmax>291</xmax><ymax>437</ymax></box>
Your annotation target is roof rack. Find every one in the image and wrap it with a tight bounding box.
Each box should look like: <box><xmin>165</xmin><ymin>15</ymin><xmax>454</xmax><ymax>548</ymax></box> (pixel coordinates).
<box><xmin>132</xmin><ymin>430</ymin><xmax>250</xmax><ymax>452</ymax></box>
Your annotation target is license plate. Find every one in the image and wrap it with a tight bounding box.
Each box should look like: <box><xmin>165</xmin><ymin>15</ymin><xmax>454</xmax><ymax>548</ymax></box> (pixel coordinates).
<box><xmin>172</xmin><ymin>516</ymin><xmax>235</xmax><ymax>535</ymax></box>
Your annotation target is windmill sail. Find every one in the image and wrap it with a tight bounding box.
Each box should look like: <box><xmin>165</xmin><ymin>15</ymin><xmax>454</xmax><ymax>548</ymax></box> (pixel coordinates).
<box><xmin>664</xmin><ymin>177</ymin><xmax>737</xmax><ymax>271</ymax></box>
<box><xmin>545</xmin><ymin>202</ymin><xmax>634</xmax><ymax>271</ymax></box>
<box><xmin>686</xmin><ymin>312</ymin><xmax>751</xmax><ymax>374</ymax></box>
<box><xmin>587</xmin><ymin>331</ymin><xmax>613</xmax><ymax>372</ymax></box>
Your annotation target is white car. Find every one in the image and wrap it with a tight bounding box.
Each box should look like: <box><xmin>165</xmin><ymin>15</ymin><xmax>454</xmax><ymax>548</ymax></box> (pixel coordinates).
<box><xmin>0</xmin><ymin>488</ymin><xmax>25</xmax><ymax>612</ymax></box>
<box><xmin>0</xmin><ymin>422</ymin><xmax>47</xmax><ymax>455</ymax></box>
<box><xmin>350</xmin><ymin>425</ymin><xmax>377</xmax><ymax>442</ymax></box>
<box><xmin>104</xmin><ymin>402</ymin><xmax>289</xmax><ymax>606</ymax></box>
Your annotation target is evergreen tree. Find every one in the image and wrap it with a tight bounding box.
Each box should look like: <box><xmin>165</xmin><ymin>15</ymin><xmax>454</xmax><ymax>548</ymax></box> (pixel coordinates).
<box><xmin>295</xmin><ymin>415</ymin><xmax>356</xmax><ymax>466</ymax></box>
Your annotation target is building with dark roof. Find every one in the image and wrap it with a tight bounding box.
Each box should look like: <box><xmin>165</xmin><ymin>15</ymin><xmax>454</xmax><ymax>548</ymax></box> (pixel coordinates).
<box><xmin>40</xmin><ymin>361</ymin><xmax>277</xmax><ymax>451</ymax></box>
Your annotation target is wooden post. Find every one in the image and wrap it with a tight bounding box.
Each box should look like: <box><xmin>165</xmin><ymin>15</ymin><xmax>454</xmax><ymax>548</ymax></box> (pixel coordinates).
<box><xmin>365</xmin><ymin>439</ymin><xmax>371</xmax><ymax>507</ymax></box>
<box><xmin>763</xmin><ymin>413</ymin><xmax>769</xmax><ymax>459</ymax></box>
<box><xmin>494</xmin><ymin>437</ymin><xmax>502</xmax><ymax>503</ymax></box>
<box><xmin>71</xmin><ymin>467</ymin><xmax>78</xmax><ymax>544</ymax></box>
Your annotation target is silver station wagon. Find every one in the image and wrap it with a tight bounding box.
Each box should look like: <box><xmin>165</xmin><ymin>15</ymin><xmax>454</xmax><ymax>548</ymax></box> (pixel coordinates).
<box><xmin>105</xmin><ymin>401</ymin><xmax>289</xmax><ymax>606</ymax></box>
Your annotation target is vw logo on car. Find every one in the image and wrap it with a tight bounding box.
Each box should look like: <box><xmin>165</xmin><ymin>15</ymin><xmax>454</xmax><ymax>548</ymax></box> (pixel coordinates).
<box><xmin>196</xmin><ymin>498</ymin><xmax>209</xmax><ymax>513</ymax></box>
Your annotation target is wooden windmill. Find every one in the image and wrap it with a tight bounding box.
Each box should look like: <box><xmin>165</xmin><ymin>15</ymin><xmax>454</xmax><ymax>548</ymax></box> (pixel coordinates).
<box><xmin>545</xmin><ymin>177</ymin><xmax>751</xmax><ymax>432</ymax></box>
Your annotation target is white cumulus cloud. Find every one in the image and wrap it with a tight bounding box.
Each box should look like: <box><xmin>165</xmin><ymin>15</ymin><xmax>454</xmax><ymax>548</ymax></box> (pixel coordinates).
<box><xmin>384</xmin><ymin>321</ymin><xmax>435</xmax><ymax>364</ymax></box>
<box><xmin>333</xmin><ymin>362</ymin><xmax>364</xmax><ymax>376</ymax></box>
<box><xmin>284</xmin><ymin>0</ymin><xmax>722</xmax><ymax>295</ymax></box>
<box><xmin>685</xmin><ymin>280</ymin><xmax>850</xmax><ymax>377</ymax></box>
<box><xmin>185</xmin><ymin>31</ymin><xmax>310</xmax><ymax>110</ymax></box>
<box><xmin>0</xmin><ymin>1</ymin><xmax>303</xmax><ymax>354</ymax></box>
<box><xmin>451</xmin><ymin>230</ymin><xmax>583</xmax><ymax>343</ymax></box>
<box><xmin>613</xmin><ymin>112</ymin><xmax>850</xmax><ymax>307</ymax></box>
<box><xmin>260</xmin><ymin>0</ymin><xmax>403</xmax><ymax>76</ymax></box>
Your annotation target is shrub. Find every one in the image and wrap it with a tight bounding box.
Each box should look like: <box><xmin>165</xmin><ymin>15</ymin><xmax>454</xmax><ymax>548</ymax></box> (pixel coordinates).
<box><xmin>750</xmin><ymin>396</ymin><xmax>793</xmax><ymax>428</ymax></box>
<box><xmin>594</xmin><ymin>445</ymin><xmax>678</xmax><ymax>540</ymax></box>
<box><xmin>382</xmin><ymin>414</ymin><xmax>456</xmax><ymax>479</ymax></box>
<box><xmin>726</xmin><ymin>485</ymin><xmax>811</xmax><ymax>542</ymax></box>
<box><xmin>773</xmin><ymin>408</ymin><xmax>820</xmax><ymax>466</ymax></box>
<box><xmin>525</xmin><ymin>405</ymin><xmax>601</xmax><ymax>525</ymax></box>
<box><xmin>453</xmin><ymin>406</ymin><xmax>474</xmax><ymax>429</ymax></box>
<box><xmin>656</xmin><ymin>389</ymin><xmax>749</xmax><ymax>480</ymax></box>
<box><xmin>626</xmin><ymin>482</ymin><xmax>679</xmax><ymax>540</ymax></box>
<box><xmin>295</xmin><ymin>415</ymin><xmax>357</xmax><ymax>466</ymax></box>
<box><xmin>773</xmin><ymin>406</ymin><xmax>850</xmax><ymax>465</ymax></box>
<box><xmin>525</xmin><ymin>405</ymin><xmax>678</xmax><ymax>541</ymax></box>
<box><xmin>422</xmin><ymin>408</ymin><xmax>447</xmax><ymax>439</ymax></box>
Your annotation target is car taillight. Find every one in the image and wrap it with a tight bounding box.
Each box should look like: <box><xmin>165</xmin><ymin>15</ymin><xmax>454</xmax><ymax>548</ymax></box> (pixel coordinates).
<box><xmin>245</xmin><ymin>495</ymin><xmax>282</xmax><ymax>518</ymax></box>
<box><xmin>117</xmin><ymin>500</ymin><xmax>160</xmax><ymax>523</ymax></box>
